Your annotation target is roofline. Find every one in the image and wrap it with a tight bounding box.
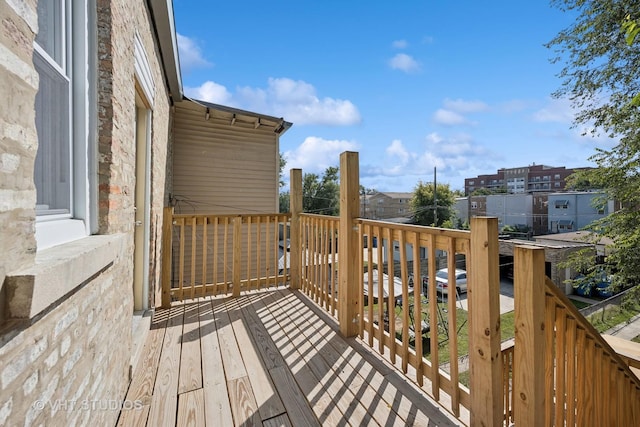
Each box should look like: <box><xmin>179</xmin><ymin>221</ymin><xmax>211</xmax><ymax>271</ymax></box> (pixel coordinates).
<box><xmin>186</xmin><ymin>96</ymin><xmax>293</xmax><ymax>134</ymax></box>
<box><xmin>149</xmin><ymin>0</ymin><xmax>183</xmax><ymax>101</ymax></box>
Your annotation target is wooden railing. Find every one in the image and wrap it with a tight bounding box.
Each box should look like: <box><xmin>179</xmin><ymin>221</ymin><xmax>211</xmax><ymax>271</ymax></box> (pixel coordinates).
<box><xmin>298</xmin><ymin>213</ymin><xmax>339</xmax><ymax>318</ymax></box>
<box><xmin>161</xmin><ymin>209</ymin><xmax>290</xmax><ymax>305</ymax></box>
<box><xmin>358</xmin><ymin>219</ymin><xmax>473</xmax><ymax>418</ymax></box>
<box><xmin>513</xmin><ymin>245</ymin><xmax>640</xmax><ymax>426</ymax></box>
<box><xmin>160</xmin><ymin>152</ymin><xmax>640</xmax><ymax>426</ymax></box>
<box><xmin>501</xmin><ymin>340</ymin><xmax>515</xmax><ymax>427</ymax></box>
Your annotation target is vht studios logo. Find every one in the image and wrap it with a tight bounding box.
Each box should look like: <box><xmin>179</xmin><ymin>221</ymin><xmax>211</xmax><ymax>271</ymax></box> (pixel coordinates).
<box><xmin>33</xmin><ymin>399</ymin><xmax>143</xmax><ymax>411</ymax></box>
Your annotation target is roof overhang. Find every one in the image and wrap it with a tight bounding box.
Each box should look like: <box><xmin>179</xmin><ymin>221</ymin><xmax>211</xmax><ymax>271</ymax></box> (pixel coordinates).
<box><xmin>184</xmin><ymin>97</ymin><xmax>293</xmax><ymax>135</ymax></box>
<box><xmin>149</xmin><ymin>0</ymin><xmax>183</xmax><ymax>101</ymax></box>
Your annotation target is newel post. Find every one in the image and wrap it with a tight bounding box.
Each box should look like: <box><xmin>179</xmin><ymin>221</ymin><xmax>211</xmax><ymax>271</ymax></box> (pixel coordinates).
<box><xmin>513</xmin><ymin>245</ymin><xmax>546</xmax><ymax>427</ymax></box>
<box><xmin>161</xmin><ymin>206</ymin><xmax>174</xmax><ymax>308</ymax></box>
<box><xmin>289</xmin><ymin>169</ymin><xmax>302</xmax><ymax>289</ymax></box>
<box><xmin>338</xmin><ymin>151</ymin><xmax>360</xmax><ymax>337</ymax></box>
<box><xmin>469</xmin><ymin>216</ymin><xmax>503</xmax><ymax>426</ymax></box>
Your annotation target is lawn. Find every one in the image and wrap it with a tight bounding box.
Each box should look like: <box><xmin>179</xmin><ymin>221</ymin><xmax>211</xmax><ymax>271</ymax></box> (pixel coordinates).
<box><xmin>586</xmin><ymin>298</ymin><xmax>640</xmax><ymax>333</ymax></box>
<box><xmin>384</xmin><ymin>295</ymin><xmax>516</xmax><ymax>368</ymax></box>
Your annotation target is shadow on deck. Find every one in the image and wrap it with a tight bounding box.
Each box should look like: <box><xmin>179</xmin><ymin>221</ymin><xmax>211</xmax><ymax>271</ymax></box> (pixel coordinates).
<box><xmin>116</xmin><ymin>288</ymin><xmax>462</xmax><ymax>426</ymax></box>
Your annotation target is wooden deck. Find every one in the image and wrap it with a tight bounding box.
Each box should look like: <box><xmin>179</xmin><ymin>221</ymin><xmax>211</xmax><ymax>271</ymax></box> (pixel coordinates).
<box><xmin>117</xmin><ymin>288</ymin><xmax>462</xmax><ymax>426</ymax></box>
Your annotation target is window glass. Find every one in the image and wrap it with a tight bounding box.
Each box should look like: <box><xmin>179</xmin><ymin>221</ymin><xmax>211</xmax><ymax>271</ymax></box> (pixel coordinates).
<box><xmin>36</xmin><ymin>0</ymin><xmax>65</xmax><ymax>67</ymax></box>
<box><xmin>33</xmin><ymin>51</ymin><xmax>71</xmax><ymax>215</ymax></box>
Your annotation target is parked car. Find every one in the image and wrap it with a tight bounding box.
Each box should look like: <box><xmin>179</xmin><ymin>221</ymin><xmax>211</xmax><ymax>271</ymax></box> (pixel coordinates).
<box><xmin>424</xmin><ymin>268</ymin><xmax>468</xmax><ymax>296</ymax></box>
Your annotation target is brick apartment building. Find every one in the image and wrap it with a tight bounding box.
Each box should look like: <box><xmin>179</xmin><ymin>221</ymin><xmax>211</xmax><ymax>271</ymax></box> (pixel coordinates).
<box><xmin>464</xmin><ymin>164</ymin><xmax>591</xmax><ymax>195</ymax></box>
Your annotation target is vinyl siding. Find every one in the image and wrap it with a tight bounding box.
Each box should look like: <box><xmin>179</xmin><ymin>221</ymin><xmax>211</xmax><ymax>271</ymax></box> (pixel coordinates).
<box><xmin>172</xmin><ymin>100</ymin><xmax>278</xmax><ymax>215</ymax></box>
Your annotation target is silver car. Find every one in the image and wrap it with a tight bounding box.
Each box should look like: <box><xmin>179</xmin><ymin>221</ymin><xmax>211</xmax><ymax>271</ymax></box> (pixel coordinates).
<box><xmin>434</xmin><ymin>268</ymin><xmax>468</xmax><ymax>296</ymax></box>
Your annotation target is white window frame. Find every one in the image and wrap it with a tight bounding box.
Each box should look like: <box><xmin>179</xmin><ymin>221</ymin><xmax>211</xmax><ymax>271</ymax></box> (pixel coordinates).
<box><xmin>34</xmin><ymin>0</ymin><xmax>96</xmax><ymax>250</ymax></box>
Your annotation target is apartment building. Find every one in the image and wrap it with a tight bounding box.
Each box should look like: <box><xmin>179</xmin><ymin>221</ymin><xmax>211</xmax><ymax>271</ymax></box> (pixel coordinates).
<box><xmin>363</xmin><ymin>192</ymin><xmax>414</xmax><ymax>220</ymax></box>
<box><xmin>464</xmin><ymin>164</ymin><xmax>591</xmax><ymax>195</ymax></box>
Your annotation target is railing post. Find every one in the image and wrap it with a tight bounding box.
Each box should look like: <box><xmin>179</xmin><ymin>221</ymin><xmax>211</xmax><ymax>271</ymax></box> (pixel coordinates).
<box><xmin>514</xmin><ymin>245</ymin><xmax>546</xmax><ymax>427</ymax></box>
<box><xmin>469</xmin><ymin>216</ymin><xmax>503</xmax><ymax>426</ymax></box>
<box><xmin>338</xmin><ymin>151</ymin><xmax>360</xmax><ymax>337</ymax></box>
<box><xmin>290</xmin><ymin>169</ymin><xmax>302</xmax><ymax>290</ymax></box>
<box><xmin>161</xmin><ymin>206</ymin><xmax>174</xmax><ymax>308</ymax></box>
<box><xmin>233</xmin><ymin>216</ymin><xmax>242</xmax><ymax>297</ymax></box>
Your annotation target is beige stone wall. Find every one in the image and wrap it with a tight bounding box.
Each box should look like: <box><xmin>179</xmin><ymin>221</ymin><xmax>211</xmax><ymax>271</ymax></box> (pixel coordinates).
<box><xmin>0</xmin><ymin>242</ymin><xmax>132</xmax><ymax>426</ymax></box>
<box><xmin>96</xmin><ymin>0</ymin><xmax>171</xmax><ymax>307</ymax></box>
<box><xmin>0</xmin><ymin>0</ymin><xmax>39</xmax><ymax>318</ymax></box>
<box><xmin>0</xmin><ymin>0</ymin><xmax>173</xmax><ymax>424</ymax></box>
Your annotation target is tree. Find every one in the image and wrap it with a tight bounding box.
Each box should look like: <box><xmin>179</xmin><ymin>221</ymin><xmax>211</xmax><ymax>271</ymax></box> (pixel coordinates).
<box><xmin>547</xmin><ymin>0</ymin><xmax>640</xmax><ymax>289</ymax></box>
<box><xmin>278</xmin><ymin>153</ymin><xmax>289</xmax><ymax>212</ymax></box>
<box><xmin>302</xmin><ymin>166</ymin><xmax>340</xmax><ymax>216</ymax></box>
<box><xmin>410</xmin><ymin>181</ymin><xmax>455</xmax><ymax>226</ymax></box>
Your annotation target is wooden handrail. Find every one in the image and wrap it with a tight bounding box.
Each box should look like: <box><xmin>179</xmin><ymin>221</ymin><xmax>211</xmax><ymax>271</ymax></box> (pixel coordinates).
<box><xmin>513</xmin><ymin>243</ymin><xmax>640</xmax><ymax>426</ymax></box>
<box><xmin>544</xmin><ymin>276</ymin><xmax>640</xmax><ymax>389</ymax></box>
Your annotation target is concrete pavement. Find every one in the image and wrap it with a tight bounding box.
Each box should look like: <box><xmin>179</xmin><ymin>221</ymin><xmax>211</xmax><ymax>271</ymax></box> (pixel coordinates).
<box><xmin>605</xmin><ymin>313</ymin><xmax>640</xmax><ymax>341</ymax></box>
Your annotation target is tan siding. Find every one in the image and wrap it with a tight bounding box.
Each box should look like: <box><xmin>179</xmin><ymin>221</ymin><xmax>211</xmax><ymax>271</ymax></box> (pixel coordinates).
<box><xmin>172</xmin><ymin>101</ymin><xmax>278</xmax><ymax>214</ymax></box>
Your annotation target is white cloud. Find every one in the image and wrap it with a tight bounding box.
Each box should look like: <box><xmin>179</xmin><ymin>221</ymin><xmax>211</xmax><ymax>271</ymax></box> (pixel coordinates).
<box><xmin>185</xmin><ymin>77</ymin><xmax>361</xmax><ymax>126</ymax></box>
<box><xmin>363</xmin><ymin>133</ymin><xmax>491</xmax><ymax>182</ymax></box>
<box><xmin>531</xmin><ymin>98</ymin><xmax>574</xmax><ymax>123</ymax></box>
<box><xmin>386</xmin><ymin>139</ymin><xmax>410</xmax><ymax>164</ymax></box>
<box><xmin>392</xmin><ymin>40</ymin><xmax>408</xmax><ymax>49</ymax></box>
<box><xmin>432</xmin><ymin>109</ymin><xmax>469</xmax><ymax>126</ymax></box>
<box><xmin>184</xmin><ymin>81</ymin><xmax>232</xmax><ymax>104</ymax></box>
<box><xmin>389</xmin><ymin>53</ymin><xmax>421</xmax><ymax>73</ymax></box>
<box><xmin>176</xmin><ymin>33</ymin><xmax>212</xmax><ymax>72</ymax></box>
<box><xmin>443</xmin><ymin>98</ymin><xmax>489</xmax><ymax>113</ymax></box>
<box><xmin>284</xmin><ymin>137</ymin><xmax>359</xmax><ymax>174</ymax></box>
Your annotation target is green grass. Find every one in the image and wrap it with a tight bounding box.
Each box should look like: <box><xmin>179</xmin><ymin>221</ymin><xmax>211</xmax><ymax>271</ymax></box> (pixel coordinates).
<box><xmin>586</xmin><ymin>299</ymin><xmax>640</xmax><ymax>333</ymax></box>
<box><xmin>384</xmin><ymin>295</ymin><xmax>515</xmax><ymax>368</ymax></box>
<box><xmin>568</xmin><ymin>298</ymin><xmax>592</xmax><ymax>310</ymax></box>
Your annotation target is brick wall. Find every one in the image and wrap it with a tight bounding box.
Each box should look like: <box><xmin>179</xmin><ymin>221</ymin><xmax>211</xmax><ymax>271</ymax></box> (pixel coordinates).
<box><xmin>0</xmin><ymin>253</ymin><xmax>131</xmax><ymax>426</ymax></box>
<box><xmin>0</xmin><ymin>0</ymin><xmax>38</xmax><ymax>319</ymax></box>
<box><xmin>0</xmin><ymin>0</ymin><xmax>173</xmax><ymax>424</ymax></box>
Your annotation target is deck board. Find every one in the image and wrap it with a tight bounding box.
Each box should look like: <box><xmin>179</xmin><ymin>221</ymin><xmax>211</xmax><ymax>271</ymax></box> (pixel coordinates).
<box><xmin>177</xmin><ymin>388</ymin><xmax>205</xmax><ymax>427</ymax></box>
<box><xmin>179</xmin><ymin>303</ymin><xmax>202</xmax><ymax>394</ymax></box>
<box><xmin>120</xmin><ymin>288</ymin><xmax>462</xmax><ymax>426</ymax></box>
<box><xmin>199</xmin><ymin>299</ymin><xmax>234</xmax><ymax>426</ymax></box>
<box><xmin>225</xmin><ymin>297</ymin><xmax>287</xmax><ymax>421</ymax></box>
<box><xmin>147</xmin><ymin>305</ymin><xmax>184</xmax><ymax>426</ymax></box>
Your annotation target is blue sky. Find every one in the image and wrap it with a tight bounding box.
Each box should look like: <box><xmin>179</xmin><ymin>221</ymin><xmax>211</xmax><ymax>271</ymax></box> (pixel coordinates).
<box><xmin>173</xmin><ymin>1</ymin><xmax>614</xmax><ymax>192</ymax></box>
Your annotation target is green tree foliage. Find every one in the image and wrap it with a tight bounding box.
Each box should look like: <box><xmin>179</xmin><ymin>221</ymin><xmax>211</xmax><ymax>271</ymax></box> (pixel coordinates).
<box><xmin>547</xmin><ymin>0</ymin><xmax>640</xmax><ymax>289</ymax></box>
<box><xmin>410</xmin><ymin>181</ymin><xmax>455</xmax><ymax>226</ymax></box>
<box><xmin>471</xmin><ymin>187</ymin><xmax>507</xmax><ymax>196</ymax></box>
<box><xmin>279</xmin><ymin>191</ymin><xmax>290</xmax><ymax>213</ymax></box>
<box><xmin>303</xmin><ymin>166</ymin><xmax>340</xmax><ymax>216</ymax></box>
<box><xmin>279</xmin><ymin>153</ymin><xmax>286</xmax><ymax>188</ymax></box>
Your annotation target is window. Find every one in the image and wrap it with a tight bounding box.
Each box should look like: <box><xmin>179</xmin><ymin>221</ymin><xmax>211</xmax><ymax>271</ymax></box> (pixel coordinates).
<box><xmin>554</xmin><ymin>174</ymin><xmax>561</xmax><ymax>180</ymax></box>
<box><xmin>34</xmin><ymin>0</ymin><xmax>96</xmax><ymax>249</ymax></box>
<box><xmin>554</xmin><ymin>200</ymin><xmax>569</xmax><ymax>209</ymax></box>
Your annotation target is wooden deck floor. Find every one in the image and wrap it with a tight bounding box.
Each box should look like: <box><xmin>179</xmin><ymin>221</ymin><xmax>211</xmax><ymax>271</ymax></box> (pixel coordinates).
<box><xmin>117</xmin><ymin>288</ymin><xmax>462</xmax><ymax>426</ymax></box>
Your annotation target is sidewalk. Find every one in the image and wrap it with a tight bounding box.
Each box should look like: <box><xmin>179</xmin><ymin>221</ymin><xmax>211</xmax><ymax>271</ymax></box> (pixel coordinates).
<box><xmin>604</xmin><ymin>313</ymin><xmax>640</xmax><ymax>341</ymax></box>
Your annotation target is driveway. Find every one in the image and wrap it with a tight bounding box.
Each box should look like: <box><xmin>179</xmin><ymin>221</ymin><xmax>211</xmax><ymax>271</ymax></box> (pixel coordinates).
<box><xmin>457</xmin><ymin>279</ymin><xmax>515</xmax><ymax>315</ymax></box>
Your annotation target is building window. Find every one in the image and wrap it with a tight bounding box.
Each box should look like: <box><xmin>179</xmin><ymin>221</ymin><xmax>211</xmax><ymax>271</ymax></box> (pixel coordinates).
<box><xmin>34</xmin><ymin>0</ymin><xmax>96</xmax><ymax>249</ymax></box>
<box><xmin>469</xmin><ymin>180</ymin><xmax>475</xmax><ymax>185</ymax></box>
<box><xmin>554</xmin><ymin>200</ymin><xmax>569</xmax><ymax>209</ymax></box>
<box><xmin>554</xmin><ymin>182</ymin><xmax>561</xmax><ymax>188</ymax></box>
<box><xmin>554</xmin><ymin>174</ymin><xmax>561</xmax><ymax>179</ymax></box>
